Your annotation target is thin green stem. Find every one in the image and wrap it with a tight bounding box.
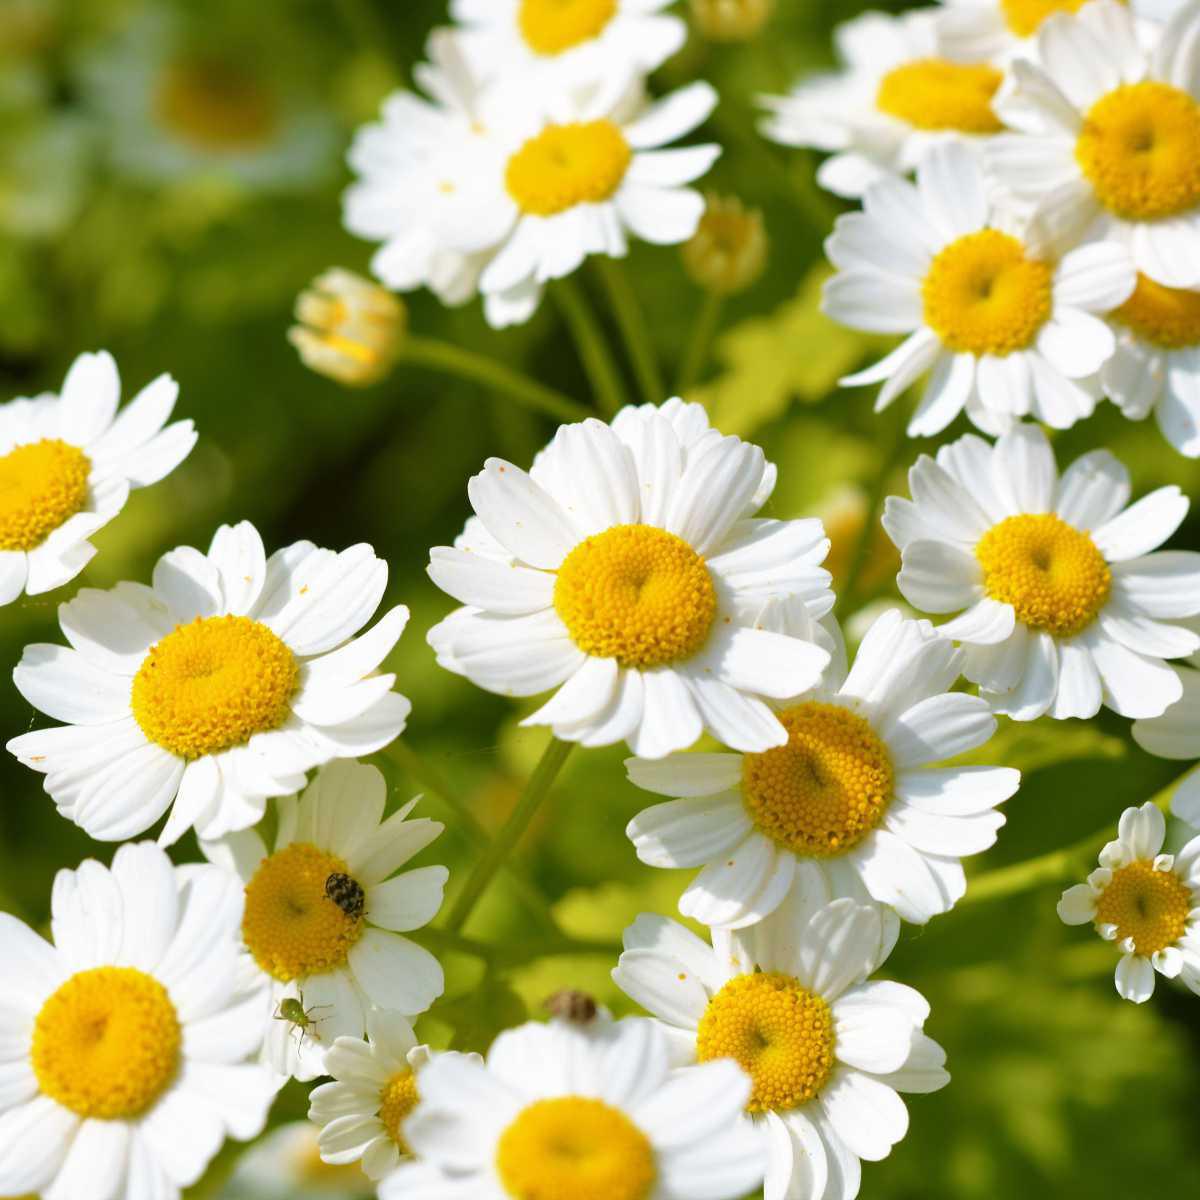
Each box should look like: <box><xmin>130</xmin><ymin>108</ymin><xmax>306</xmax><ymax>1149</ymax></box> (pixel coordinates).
<box><xmin>444</xmin><ymin>738</ymin><xmax>575</xmax><ymax>934</ymax></box>
<box><xmin>553</xmin><ymin>278</ymin><xmax>628</xmax><ymax>416</ymax></box>
<box><xmin>676</xmin><ymin>292</ymin><xmax>724</xmax><ymax>394</ymax></box>
<box><xmin>594</xmin><ymin>258</ymin><xmax>665</xmax><ymax>404</ymax></box>
<box><xmin>402</xmin><ymin>335</ymin><xmax>590</xmax><ymax>424</ymax></box>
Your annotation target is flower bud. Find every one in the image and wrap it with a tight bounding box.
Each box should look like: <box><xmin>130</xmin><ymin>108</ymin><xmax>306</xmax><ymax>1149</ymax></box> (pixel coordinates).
<box><xmin>691</xmin><ymin>0</ymin><xmax>773</xmax><ymax>42</ymax></box>
<box><xmin>680</xmin><ymin>193</ymin><xmax>768</xmax><ymax>295</ymax></box>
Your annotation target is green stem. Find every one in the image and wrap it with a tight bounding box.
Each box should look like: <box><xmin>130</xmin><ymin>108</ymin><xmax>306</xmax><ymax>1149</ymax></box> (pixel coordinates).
<box><xmin>402</xmin><ymin>335</ymin><xmax>590</xmax><ymax>424</ymax></box>
<box><xmin>676</xmin><ymin>292</ymin><xmax>724</xmax><ymax>394</ymax></box>
<box><xmin>594</xmin><ymin>258</ymin><xmax>665</xmax><ymax>404</ymax></box>
<box><xmin>553</xmin><ymin>279</ymin><xmax>628</xmax><ymax>417</ymax></box>
<box><xmin>444</xmin><ymin>738</ymin><xmax>575</xmax><ymax>933</ymax></box>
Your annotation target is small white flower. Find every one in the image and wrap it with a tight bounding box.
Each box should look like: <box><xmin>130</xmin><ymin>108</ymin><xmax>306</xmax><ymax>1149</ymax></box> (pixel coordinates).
<box><xmin>0</xmin><ymin>843</ymin><xmax>276</xmax><ymax>1200</ymax></box>
<box><xmin>427</xmin><ymin>399</ymin><xmax>834</xmax><ymax>759</ymax></box>
<box><xmin>203</xmin><ymin>761</ymin><xmax>448</xmax><ymax>1082</ymax></box>
<box><xmin>1058</xmin><ymin>801</ymin><xmax>1200</xmax><ymax>1002</ymax></box>
<box><xmin>0</xmin><ymin>350</ymin><xmax>195</xmax><ymax>605</ymax></box>
<box><xmin>1132</xmin><ymin>647</ymin><xmax>1200</xmax><ymax>826</ymax></box>
<box><xmin>613</xmin><ymin>895</ymin><xmax>949</xmax><ymax>1200</ymax></box>
<box><xmin>227</xmin><ymin>1122</ymin><xmax>373</xmax><ymax>1199</ymax></box>
<box><xmin>7</xmin><ymin>520</ymin><xmax>412</xmax><ymax>845</ymax></box>
<box><xmin>379</xmin><ymin>1012</ymin><xmax>764</xmax><ymax>1200</ymax></box>
<box><xmin>823</xmin><ymin>140</ymin><xmax>1135</xmax><ymax>437</ymax></box>
<box><xmin>885</xmin><ymin>423</ymin><xmax>1200</xmax><ymax>721</ymax></box>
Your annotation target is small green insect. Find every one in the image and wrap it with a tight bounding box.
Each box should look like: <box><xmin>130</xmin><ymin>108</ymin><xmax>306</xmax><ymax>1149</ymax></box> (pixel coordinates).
<box><xmin>274</xmin><ymin>992</ymin><xmax>331</xmax><ymax>1049</ymax></box>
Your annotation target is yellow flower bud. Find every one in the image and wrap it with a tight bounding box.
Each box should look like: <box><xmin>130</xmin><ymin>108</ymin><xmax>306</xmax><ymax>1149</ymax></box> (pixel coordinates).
<box><xmin>690</xmin><ymin>0</ymin><xmax>773</xmax><ymax>42</ymax></box>
<box><xmin>680</xmin><ymin>193</ymin><xmax>768</xmax><ymax>295</ymax></box>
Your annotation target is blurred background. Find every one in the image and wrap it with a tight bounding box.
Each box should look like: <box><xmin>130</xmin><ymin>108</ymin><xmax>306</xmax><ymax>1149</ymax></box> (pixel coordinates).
<box><xmin>2</xmin><ymin>0</ymin><xmax>1199</xmax><ymax>1195</ymax></box>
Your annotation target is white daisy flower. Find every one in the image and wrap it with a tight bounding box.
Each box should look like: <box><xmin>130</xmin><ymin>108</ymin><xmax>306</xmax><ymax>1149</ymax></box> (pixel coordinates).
<box><xmin>308</xmin><ymin>1010</ymin><xmax>481</xmax><ymax>1182</ymax></box>
<box><xmin>0</xmin><ymin>842</ymin><xmax>276</xmax><ymax>1200</ymax></box>
<box><xmin>226</xmin><ymin>1121</ymin><xmax>373</xmax><ymax>1198</ymax></box>
<box><xmin>884</xmin><ymin>423</ymin><xmax>1200</xmax><ymax>721</ymax></box>
<box><xmin>627</xmin><ymin>608</ymin><xmax>1017</xmax><ymax>928</ymax></box>
<box><xmin>612</xmin><ymin>896</ymin><xmax>950</xmax><ymax>1200</ymax></box>
<box><xmin>1132</xmin><ymin>647</ymin><xmax>1200</xmax><ymax>825</ymax></box>
<box><xmin>760</xmin><ymin>8</ymin><xmax>1008</xmax><ymax>200</ymax></box>
<box><xmin>202</xmin><ymin>760</ymin><xmax>448</xmax><ymax>1082</ymax></box>
<box><xmin>7</xmin><ymin>520</ymin><xmax>412</xmax><ymax>845</ymax></box>
<box><xmin>427</xmin><ymin>399</ymin><xmax>833</xmax><ymax>759</ymax></box>
<box><xmin>0</xmin><ymin>349</ymin><xmax>195</xmax><ymax>605</ymax></box>
<box><xmin>1058</xmin><ymin>801</ymin><xmax>1200</xmax><ymax>1002</ymax></box>
<box><xmin>823</xmin><ymin>139</ymin><xmax>1135</xmax><ymax>436</ymax></box>
<box><xmin>378</xmin><ymin>1012</ymin><xmax>764</xmax><ymax>1200</ymax></box>
<box><xmin>986</xmin><ymin>0</ymin><xmax>1200</xmax><ymax>290</ymax></box>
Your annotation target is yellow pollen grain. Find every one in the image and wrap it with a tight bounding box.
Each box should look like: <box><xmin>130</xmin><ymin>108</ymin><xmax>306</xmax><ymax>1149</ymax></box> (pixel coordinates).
<box><xmin>154</xmin><ymin>55</ymin><xmax>279</xmax><ymax>152</ymax></box>
<box><xmin>1000</xmin><ymin>0</ymin><xmax>1104</xmax><ymax>37</ymax></box>
<box><xmin>876</xmin><ymin>58</ymin><xmax>1004</xmax><ymax>134</ymax></box>
<box><xmin>741</xmin><ymin>702</ymin><xmax>894</xmax><ymax>859</ymax></box>
<box><xmin>553</xmin><ymin>524</ymin><xmax>717</xmax><ymax>669</ymax></box>
<box><xmin>1111</xmin><ymin>273</ymin><xmax>1200</xmax><ymax>350</ymax></box>
<box><xmin>506</xmin><ymin>120</ymin><xmax>632</xmax><ymax>217</ymax></box>
<box><xmin>697</xmin><ymin>972</ymin><xmax>836</xmax><ymax>1113</ymax></box>
<box><xmin>518</xmin><ymin>0</ymin><xmax>618</xmax><ymax>55</ymax></box>
<box><xmin>31</xmin><ymin>966</ymin><xmax>181</xmax><ymax>1120</ymax></box>
<box><xmin>379</xmin><ymin>1068</ymin><xmax>420</xmax><ymax>1152</ymax></box>
<box><xmin>1076</xmin><ymin>82</ymin><xmax>1200</xmax><ymax>222</ymax></box>
<box><xmin>922</xmin><ymin>229</ymin><xmax>1054</xmax><ymax>356</ymax></box>
<box><xmin>976</xmin><ymin>513</ymin><xmax>1111</xmax><ymax>637</ymax></box>
<box><xmin>242</xmin><ymin>843</ymin><xmax>366</xmax><ymax>983</ymax></box>
<box><xmin>130</xmin><ymin>614</ymin><xmax>299</xmax><ymax>759</ymax></box>
<box><xmin>495</xmin><ymin>1096</ymin><xmax>656</xmax><ymax>1200</ymax></box>
<box><xmin>1094</xmin><ymin>859</ymin><xmax>1192</xmax><ymax>956</ymax></box>
<box><xmin>0</xmin><ymin>438</ymin><xmax>91</xmax><ymax>553</ymax></box>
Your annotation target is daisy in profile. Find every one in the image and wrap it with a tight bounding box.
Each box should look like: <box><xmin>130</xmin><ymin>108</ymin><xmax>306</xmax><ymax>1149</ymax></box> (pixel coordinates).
<box><xmin>8</xmin><ymin>521</ymin><xmax>411</xmax><ymax>845</ymax></box>
<box><xmin>627</xmin><ymin>608</ymin><xmax>1017</xmax><ymax>928</ymax></box>
<box><xmin>823</xmin><ymin>140</ymin><xmax>1135</xmax><ymax>436</ymax></box>
<box><xmin>1058</xmin><ymin>801</ymin><xmax>1200</xmax><ymax>1001</ymax></box>
<box><xmin>1132</xmin><ymin>652</ymin><xmax>1200</xmax><ymax>826</ymax></box>
<box><xmin>378</xmin><ymin>1012</ymin><xmax>764</xmax><ymax>1200</ymax></box>
<box><xmin>203</xmin><ymin>760</ymin><xmax>448</xmax><ymax>1082</ymax></box>
<box><xmin>884</xmin><ymin>423</ymin><xmax>1200</xmax><ymax>720</ymax></box>
<box><xmin>0</xmin><ymin>842</ymin><xmax>276</xmax><ymax>1200</ymax></box>
<box><xmin>760</xmin><ymin>9</ymin><xmax>1008</xmax><ymax>198</ymax></box>
<box><xmin>427</xmin><ymin>401</ymin><xmax>833</xmax><ymax>759</ymax></box>
<box><xmin>613</xmin><ymin>896</ymin><xmax>950</xmax><ymax>1200</ymax></box>
<box><xmin>0</xmin><ymin>349</ymin><xmax>195</xmax><ymax>605</ymax></box>
<box><xmin>986</xmin><ymin>0</ymin><xmax>1200</xmax><ymax>289</ymax></box>
<box><xmin>309</xmin><ymin>1011</ymin><xmax>480</xmax><ymax>1181</ymax></box>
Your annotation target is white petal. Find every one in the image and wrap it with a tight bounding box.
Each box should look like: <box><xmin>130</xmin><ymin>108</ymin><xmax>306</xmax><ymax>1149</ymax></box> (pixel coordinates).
<box><xmin>366</xmin><ymin>866</ymin><xmax>449</xmax><ymax>932</ymax></box>
<box><xmin>1115</xmin><ymin>952</ymin><xmax>1156</xmax><ymax>1003</ymax></box>
<box><xmin>628</xmin><ymin>793</ymin><xmax>752</xmax><ymax>867</ymax></box>
<box><xmin>467</xmin><ymin>458</ymin><xmax>578</xmax><ymax>569</ymax></box>
<box><xmin>626</xmin><ymin>751</ymin><xmax>743</xmax><ymax>797</ymax></box>
<box><xmin>13</xmin><ymin>644</ymin><xmax>131</xmax><ymax>725</ymax></box>
<box><xmin>819</xmin><ymin>1068</ymin><xmax>908</xmax><ymax>1162</ymax></box>
<box><xmin>883</xmin><ymin>693</ymin><xmax>997</xmax><ymax>768</ymax></box>
<box><xmin>1093</xmin><ymin>487</ymin><xmax>1188</xmax><ymax>561</ymax></box>
<box><xmin>348</xmin><ymin>929</ymin><xmax>444</xmax><ymax>1015</ymax></box>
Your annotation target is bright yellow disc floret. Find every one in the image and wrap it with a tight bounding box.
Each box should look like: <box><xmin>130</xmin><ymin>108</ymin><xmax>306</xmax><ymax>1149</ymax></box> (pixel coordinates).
<box><xmin>554</xmin><ymin>524</ymin><xmax>718</xmax><ymax>668</ymax></box>
<box><xmin>0</xmin><ymin>438</ymin><xmax>91</xmax><ymax>552</ymax></box>
<box><xmin>243</xmin><ymin>842</ymin><xmax>366</xmax><ymax>982</ymax></box>
<box><xmin>506</xmin><ymin>120</ymin><xmax>632</xmax><ymax>217</ymax></box>
<box><xmin>697</xmin><ymin>972</ymin><xmax>836</xmax><ymax>1113</ymax></box>
<box><xmin>131</xmin><ymin>614</ymin><xmax>299</xmax><ymax>759</ymax></box>
<box><xmin>1094</xmin><ymin>860</ymin><xmax>1193</xmax><ymax>956</ymax></box>
<box><xmin>155</xmin><ymin>55</ymin><xmax>279</xmax><ymax>152</ymax></box>
<box><xmin>1000</xmin><ymin>0</ymin><xmax>1101</xmax><ymax>37</ymax></box>
<box><xmin>976</xmin><ymin>513</ymin><xmax>1111</xmax><ymax>638</ymax></box>
<box><xmin>379</xmin><ymin>1068</ymin><xmax>420</xmax><ymax>1152</ymax></box>
<box><xmin>32</xmin><ymin>966</ymin><xmax>181</xmax><ymax>1120</ymax></box>
<box><xmin>495</xmin><ymin>1096</ymin><xmax>657</xmax><ymax>1200</ymax></box>
<box><xmin>876</xmin><ymin>59</ymin><xmax>1004</xmax><ymax>133</ymax></box>
<box><xmin>1111</xmin><ymin>273</ymin><xmax>1200</xmax><ymax>350</ymax></box>
<box><xmin>741</xmin><ymin>702</ymin><xmax>894</xmax><ymax>859</ymax></box>
<box><xmin>922</xmin><ymin>230</ymin><xmax>1054</xmax><ymax>356</ymax></box>
<box><xmin>517</xmin><ymin>0</ymin><xmax>618</xmax><ymax>55</ymax></box>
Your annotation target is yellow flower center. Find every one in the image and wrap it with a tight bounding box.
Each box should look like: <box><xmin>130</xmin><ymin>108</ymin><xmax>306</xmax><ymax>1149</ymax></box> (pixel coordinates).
<box><xmin>1076</xmin><ymin>82</ymin><xmax>1200</xmax><ymax>222</ymax></box>
<box><xmin>130</xmin><ymin>615</ymin><xmax>299</xmax><ymax>759</ymax></box>
<box><xmin>506</xmin><ymin>120</ymin><xmax>632</xmax><ymax>217</ymax></box>
<box><xmin>922</xmin><ymin>229</ymin><xmax>1054</xmax><ymax>356</ymax></box>
<box><xmin>1111</xmin><ymin>273</ymin><xmax>1200</xmax><ymax>350</ymax></box>
<box><xmin>1000</xmin><ymin>0</ymin><xmax>1101</xmax><ymax>37</ymax></box>
<box><xmin>876</xmin><ymin>59</ymin><xmax>1005</xmax><ymax>134</ymax></box>
<box><xmin>154</xmin><ymin>56</ymin><xmax>279</xmax><ymax>152</ymax></box>
<box><xmin>1094</xmin><ymin>859</ymin><xmax>1193</xmax><ymax>956</ymax></box>
<box><xmin>976</xmin><ymin>513</ymin><xmax>1112</xmax><ymax>638</ymax></box>
<box><xmin>553</xmin><ymin>524</ymin><xmax>717</xmax><ymax>668</ymax></box>
<box><xmin>242</xmin><ymin>843</ymin><xmax>365</xmax><ymax>983</ymax></box>
<box><xmin>517</xmin><ymin>0</ymin><xmax>618</xmax><ymax>55</ymax></box>
<box><xmin>741</xmin><ymin>702</ymin><xmax>894</xmax><ymax>859</ymax></box>
<box><xmin>696</xmin><ymin>972</ymin><xmax>835</xmax><ymax>1113</ymax></box>
<box><xmin>495</xmin><ymin>1096</ymin><xmax>657</xmax><ymax>1200</ymax></box>
<box><xmin>379</xmin><ymin>1068</ymin><xmax>420</xmax><ymax>1152</ymax></box>
<box><xmin>0</xmin><ymin>439</ymin><xmax>91</xmax><ymax>553</ymax></box>
<box><xmin>31</xmin><ymin>967</ymin><xmax>181</xmax><ymax>1120</ymax></box>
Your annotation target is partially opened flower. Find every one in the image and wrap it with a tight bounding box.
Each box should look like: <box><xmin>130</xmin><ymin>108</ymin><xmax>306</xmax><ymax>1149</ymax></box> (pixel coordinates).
<box><xmin>427</xmin><ymin>400</ymin><xmax>833</xmax><ymax>759</ymax></box>
<box><xmin>1132</xmin><ymin>649</ymin><xmax>1200</xmax><ymax>826</ymax></box>
<box><xmin>1058</xmin><ymin>801</ymin><xmax>1200</xmax><ymax>1002</ymax></box>
<box><xmin>8</xmin><ymin>521</ymin><xmax>411</xmax><ymax>844</ymax></box>
<box><xmin>0</xmin><ymin>349</ymin><xmax>195</xmax><ymax>605</ymax></box>
<box><xmin>885</xmin><ymin>424</ymin><xmax>1200</xmax><ymax>720</ymax></box>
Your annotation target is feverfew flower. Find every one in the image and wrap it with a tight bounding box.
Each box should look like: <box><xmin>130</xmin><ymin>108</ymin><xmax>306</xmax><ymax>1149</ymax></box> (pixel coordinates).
<box><xmin>227</xmin><ymin>1122</ymin><xmax>372</xmax><ymax>1198</ymax></box>
<box><xmin>203</xmin><ymin>761</ymin><xmax>448</xmax><ymax>1082</ymax></box>
<box><xmin>613</xmin><ymin>896</ymin><xmax>949</xmax><ymax>1200</ymax></box>
<box><xmin>823</xmin><ymin>140</ymin><xmax>1135</xmax><ymax>436</ymax></box>
<box><xmin>1132</xmin><ymin>648</ymin><xmax>1200</xmax><ymax>825</ymax></box>
<box><xmin>1058</xmin><ymin>801</ymin><xmax>1200</xmax><ymax>1001</ymax></box>
<box><xmin>379</xmin><ymin>1013</ymin><xmax>764</xmax><ymax>1200</ymax></box>
<box><xmin>0</xmin><ymin>350</ymin><xmax>195</xmax><ymax>605</ymax></box>
<box><xmin>427</xmin><ymin>399</ymin><xmax>833</xmax><ymax>759</ymax></box>
<box><xmin>0</xmin><ymin>843</ymin><xmax>275</xmax><ymax>1200</ymax></box>
<box><xmin>7</xmin><ymin>521</ymin><xmax>411</xmax><ymax>845</ymax></box>
<box><xmin>885</xmin><ymin>424</ymin><xmax>1200</xmax><ymax>721</ymax></box>
<box><xmin>627</xmin><ymin>609</ymin><xmax>1017</xmax><ymax>928</ymax></box>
